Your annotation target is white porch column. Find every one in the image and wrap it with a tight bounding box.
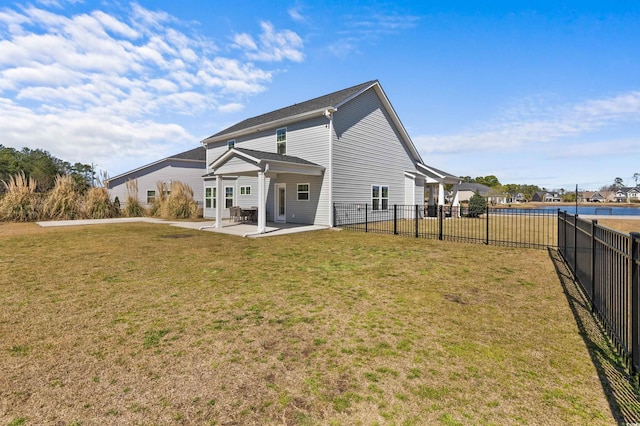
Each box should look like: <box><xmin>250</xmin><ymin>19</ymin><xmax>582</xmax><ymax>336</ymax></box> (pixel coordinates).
<box><xmin>451</xmin><ymin>184</ymin><xmax>460</xmax><ymax>207</ymax></box>
<box><xmin>215</xmin><ymin>176</ymin><xmax>223</xmax><ymax>228</ymax></box>
<box><xmin>428</xmin><ymin>185</ymin><xmax>435</xmax><ymax>206</ymax></box>
<box><xmin>451</xmin><ymin>183</ymin><xmax>460</xmax><ymax>218</ymax></box>
<box><xmin>438</xmin><ymin>183</ymin><xmax>445</xmax><ymax>206</ymax></box>
<box><xmin>257</xmin><ymin>170</ymin><xmax>266</xmax><ymax>234</ymax></box>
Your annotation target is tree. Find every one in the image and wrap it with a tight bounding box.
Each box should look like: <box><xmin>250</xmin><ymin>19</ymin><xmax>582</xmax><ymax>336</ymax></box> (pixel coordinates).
<box><xmin>611</xmin><ymin>177</ymin><xmax>625</xmax><ymax>190</ymax></box>
<box><xmin>475</xmin><ymin>175</ymin><xmax>501</xmax><ymax>188</ymax></box>
<box><xmin>634</xmin><ymin>172</ymin><xmax>640</xmax><ymax>186</ymax></box>
<box><xmin>468</xmin><ymin>192</ymin><xmax>487</xmax><ymax>217</ymax></box>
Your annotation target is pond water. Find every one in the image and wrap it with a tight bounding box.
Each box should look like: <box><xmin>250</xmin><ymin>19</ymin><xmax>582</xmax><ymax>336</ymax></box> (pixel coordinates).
<box><xmin>535</xmin><ymin>205</ymin><xmax>640</xmax><ymax>216</ymax></box>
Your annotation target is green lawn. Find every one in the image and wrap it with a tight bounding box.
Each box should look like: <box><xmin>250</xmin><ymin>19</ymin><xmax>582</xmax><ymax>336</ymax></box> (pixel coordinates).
<box><xmin>0</xmin><ymin>222</ymin><xmax>630</xmax><ymax>425</ymax></box>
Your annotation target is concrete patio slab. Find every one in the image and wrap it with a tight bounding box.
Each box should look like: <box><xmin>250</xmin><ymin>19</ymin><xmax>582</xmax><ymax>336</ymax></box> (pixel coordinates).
<box><xmin>36</xmin><ymin>217</ymin><xmax>330</xmax><ymax>238</ymax></box>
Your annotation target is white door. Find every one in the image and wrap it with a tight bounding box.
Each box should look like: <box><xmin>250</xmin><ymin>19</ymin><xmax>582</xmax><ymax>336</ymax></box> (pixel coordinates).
<box><xmin>274</xmin><ymin>183</ymin><xmax>286</xmax><ymax>222</ymax></box>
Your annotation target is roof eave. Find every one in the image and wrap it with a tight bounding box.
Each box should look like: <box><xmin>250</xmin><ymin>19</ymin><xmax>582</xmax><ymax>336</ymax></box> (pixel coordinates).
<box><xmin>201</xmin><ymin>107</ymin><xmax>334</xmax><ymax>146</ymax></box>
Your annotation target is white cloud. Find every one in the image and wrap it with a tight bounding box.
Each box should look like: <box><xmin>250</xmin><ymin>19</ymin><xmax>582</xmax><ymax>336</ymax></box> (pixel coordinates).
<box><xmin>414</xmin><ymin>91</ymin><xmax>640</xmax><ymax>156</ymax></box>
<box><xmin>234</xmin><ymin>21</ymin><xmax>304</xmax><ymax>62</ymax></box>
<box><xmin>0</xmin><ymin>2</ymin><xmax>305</xmax><ymax>175</ymax></box>
<box><xmin>288</xmin><ymin>6</ymin><xmax>305</xmax><ymax>23</ymax></box>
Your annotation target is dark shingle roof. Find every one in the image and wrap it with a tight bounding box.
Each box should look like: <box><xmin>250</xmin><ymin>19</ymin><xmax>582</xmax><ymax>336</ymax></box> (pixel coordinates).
<box><xmin>204</xmin><ymin>80</ymin><xmax>378</xmax><ymax>141</ymax></box>
<box><xmin>170</xmin><ymin>146</ymin><xmax>206</xmax><ymax>161</ymax></box>
<box><xmin>231</xmin><ymin>148</ymin><xmax>322</xmax><ymax>167</ymax></box>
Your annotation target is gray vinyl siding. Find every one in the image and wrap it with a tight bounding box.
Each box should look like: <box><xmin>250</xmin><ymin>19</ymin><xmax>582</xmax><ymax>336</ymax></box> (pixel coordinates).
<box><xmin>332</xmin><ymin>88</ymin><xmax>416</xmax><ymax>206</ymax></box>
<box><xmin>107</xmin><ymin>160</ymin><xmax>205</xmax><ymax>209</ymax></box>
<box><xmin>204</xmin><ymin>114</ymin><xmax>331</xmax><ymax>225</ymax></box>
<box><xmin>268</xmin><ymin>175</ymin><xmax>324</xmax><ymax>224</ymax></box>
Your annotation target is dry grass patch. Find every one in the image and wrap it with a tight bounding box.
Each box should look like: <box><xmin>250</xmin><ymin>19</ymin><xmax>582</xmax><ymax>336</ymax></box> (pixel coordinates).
<box><xmin>596</xmin><ymin>218</ymin><xmax>640</xmax><ymax>235</ymax></box>
<box><xmin>0</xmin><ymin>223</ymin><xmax>626</xmax><ymax>424</ymax></box>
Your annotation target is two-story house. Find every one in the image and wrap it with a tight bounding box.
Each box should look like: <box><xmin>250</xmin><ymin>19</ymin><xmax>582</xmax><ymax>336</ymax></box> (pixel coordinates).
<box><xmin>201</xmin><ymin>80</ymin><xmax>461</xmax><ymax>234</ymax></box>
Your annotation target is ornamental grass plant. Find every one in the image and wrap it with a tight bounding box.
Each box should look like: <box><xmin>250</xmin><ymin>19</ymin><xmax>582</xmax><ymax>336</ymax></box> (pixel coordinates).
<box><xmin>158</xmin><ymin>181</ymin><xmax>198</xmax><ymax>219</ymax></box>
<box><xmin>42</xmin><ymin>174</ymin><xmax>81</xmax><ymax>220</ymax></box>
<box><xmin>123</xmin><ymin>179</ymin><xmax>144</xmax><ymax>217</ymax></box>
<box><xmin>81</xmin><ymin>187</ymin><xmax>119</xmax><ymax>219</ymax></box>
<box><xmin>0</xmin><ymin>172</ymin><xmax>41</xmax><ymax>222</ymax></box>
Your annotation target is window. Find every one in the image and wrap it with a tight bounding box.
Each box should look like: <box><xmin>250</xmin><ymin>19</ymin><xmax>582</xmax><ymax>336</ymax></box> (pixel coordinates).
<box><xmin>146</xmin><ymin>190</ymin><xmax>156</xmax><ymax>204</ymax></box>
<box><xmin>276</xmin><ymin>128</ymin><xmax>286</xmax><ymax>155</ymax></box>
<box><xmin>372</xmin><ymin>185</ymin><xmax>389</xmax><ymax>210</ymax></box>
<box><xmin>205</xmin><ymin>187</ymin><xmax>216</xmax><ymax>208</ymax></box>
<box><xmin>225</xmin><ymin>186</ymin><xmax>234</xmax><ymax>209</ymax></box>
<box><xmin>227</xmin><ymin>140</ymin><xmax>235</xmax><ymax>150</ymax></box>
<box><xmin>297</xmin><ymin>183</ymin><xmax>309</xmax><ymax>201</ymax></box>
<box><xmin>240</xmin><ymin>186</ymin><xmax>251</xmax><ymax>195</ymax></box>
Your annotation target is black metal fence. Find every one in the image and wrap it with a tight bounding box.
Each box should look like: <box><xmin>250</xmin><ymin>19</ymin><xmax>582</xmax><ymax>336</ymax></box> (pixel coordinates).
<box><xmin>333</xmin><ymin>203</ymin><xmax>558</xmax><ymax>249</ymax></box>
<box><xmin>558</xmin><ymin>211</ymin><xmax>640</xmax><ymax>374</ymax></box>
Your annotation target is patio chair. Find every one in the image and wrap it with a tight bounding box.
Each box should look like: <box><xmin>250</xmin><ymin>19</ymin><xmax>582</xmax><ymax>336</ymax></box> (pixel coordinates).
<box><xmin>229</xmin><ymin>206</ymin><xmax>242</xmax><ymax>222</ymax></box>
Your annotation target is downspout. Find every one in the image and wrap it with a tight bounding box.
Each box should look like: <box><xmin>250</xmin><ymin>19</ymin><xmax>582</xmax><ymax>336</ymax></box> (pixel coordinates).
<box><xmin>326</xmin><ymin>108</ymin><xmax>335</xmax><ymax>227</ymax></box>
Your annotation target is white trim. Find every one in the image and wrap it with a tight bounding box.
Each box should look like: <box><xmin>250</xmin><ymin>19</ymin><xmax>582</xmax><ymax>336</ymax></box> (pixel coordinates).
<box><xmin>224</xmin><ymin>186</ymin><xmax>234</xmax><ymax>209</ymax></box>
<box><xmin>297</xmin><ymin>183</ymin><xmax>310</xmax><ymax>201</ymax></box>
<box><xmin>276</xmin><ymin>127</ymin><xmax>287</xmax><ymax>155</ymax></box>
<box><xmin>274</xmin><ymin>183</ymin><xmax>286</xmax><ymax>223</ymax></box>
<box><xmin>371</xmin><ymin>184</ymin><xmax>389</xmax><ymax>211</ymax></box>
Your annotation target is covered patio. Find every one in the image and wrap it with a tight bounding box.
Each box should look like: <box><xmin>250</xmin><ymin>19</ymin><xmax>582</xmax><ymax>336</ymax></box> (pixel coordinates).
<box><xmin>209</xmin><ymin>147</ymin><xmax>326</xmax><ymax>235</ymax></box>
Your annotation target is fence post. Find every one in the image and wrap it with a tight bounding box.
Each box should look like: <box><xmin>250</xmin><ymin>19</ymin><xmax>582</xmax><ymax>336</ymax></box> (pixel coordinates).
<box><xmin>393</xmin><ymin>204</ymin><xmax>398</xmax><ymax>235</ymax></box>
<box><xmin>631</xmin><ymin>232</ymin><xmax>640</xmax><ymax>375</ymax></box>
<box><xmin>485</xmin><ymin>205</ymin><xmax>490</xmax><ymax>245</ymax></box>
<box><xmin>591</xmin><ymin>220</ymin><xmax>597</xmax><ymax>313</ymax></box>
<box><xmin>438</xmin><ymin>205</ymin><xmax>443</xmax><ymax>241</ymax></box>
<box><xmin>415</xmin><ymin>204</ymin><xmax>419</xmax><ymax>238</ymax></box>
<box><xmin>574</xmin><ymin>212</ymin><xmax>578</xmax><ymax>275</ymax></box>
<box><xmin>365</xmin><ymin>203</ymin><xmax>368</xmax><ymax>233</ymax></box>
<box><xmin>333</xmin><ymin>203</ymin><xmax>336</xmax><ymax>228</ymax></box>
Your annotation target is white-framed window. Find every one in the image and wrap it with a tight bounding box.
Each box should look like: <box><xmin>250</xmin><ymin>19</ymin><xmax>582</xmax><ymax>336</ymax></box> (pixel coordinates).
<box><xmin>240</xmin><ymin>186</ymin><xmax>251</xmax><ymax>195</ymax></box>
<box><xmin>372</xmin><ymin>185</ymin><xmax>389</xmax><ymax>210</ymax></box>
<box><xmin>146</xmin><ymin>190</ymin><xmax>156</xmax><ymax>204</ymax></box>
<box><xmin>227</xmin><ymin>140</ymin><xmax>235</xmax><ymax>150</ymax></box>
<box><xmin>297</xmin><ymin>183</ymin><xmax>309</xmax><ymax>201</ymax></box>
<box><xmin>276</xmin><ymin>127</ymin><xmax>286</xmax><ymax>155</ymax></box>
<box><xmin>225</xmin><ymin>186</ymin><xmax>234</xmax><ymax>208</ymax></box>
<box><xmin>205</xmin><ymin>187</ymin><xmax>216</xmax><ymax>209</ymax></box>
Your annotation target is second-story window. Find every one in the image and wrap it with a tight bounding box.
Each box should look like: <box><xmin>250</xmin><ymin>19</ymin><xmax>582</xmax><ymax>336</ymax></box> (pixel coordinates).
<box><xmin>276</xmin><ymin>128</ymin><xmax>286</xmax><ymax>155</ymax></box>
<box><xmin>227</xmin><ymin>140</ymin><xmax>235</xmax><ymax>150</ymax></box>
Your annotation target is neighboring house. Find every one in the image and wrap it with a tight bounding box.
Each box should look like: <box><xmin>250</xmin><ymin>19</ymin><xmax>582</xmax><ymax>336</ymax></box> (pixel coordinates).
<box><xmin>457</xmin><ymin>182</ymin><xmax>507</xmax><ymax>205</ymax></box>
<box><xmin>506</xmin><ymin>192</ymin><xmax>526</xmax><ymax>203</ymax></box>
<box><xmin>106</xmin><ymin>147</ymin><xmax>206</xmax><ymax>209</ymax></box>
<box><xmin>200</xmin><ymin>80</ymin><xmax>461</xmax><ymax>233</ymax></box>
<box><xmin>532</xmin><ymin>191</ymin><xmax>561</xmax><ymax>202</ymax></box>
<box><xmin>583</xmin><ymin>191</ymin><xmax>615</xmax><ymax>202</ymax></box>
<box><xmin>615</xmin><ymin>187</ymin><xmax>640</xmax><ymax>203</ymax></box>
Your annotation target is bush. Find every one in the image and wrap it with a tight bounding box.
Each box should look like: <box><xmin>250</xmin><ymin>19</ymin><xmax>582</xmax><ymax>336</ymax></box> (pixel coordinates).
<box><xmin>158</xmin><ymin>181</ymin><xmax>198</xmax><ymax>219</ymax></box>
<box><xmin>82</xmin><ymin>187</ymin><xmax>119</xmax><ymax>219</ymax></box>
<box><xmin>0</xmin><ymin>172</ymin><xmax>42</xmax><ymax>222</ymax></box>
<box><xmin>468</xmin><ymin>192</ymin><xmax>487</xmax><ymax>218</ymax></box>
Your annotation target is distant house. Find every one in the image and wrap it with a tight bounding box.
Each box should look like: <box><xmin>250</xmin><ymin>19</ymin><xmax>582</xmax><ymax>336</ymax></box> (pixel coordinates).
<box><xmin>200</xmin><ymin>80</ymin><xmax>461</xmax><ymax>233</ymax></box>
<box><xmin>532</xmin><ymin>191</ymin><xmax>561</xmax><ymax>202</ymax></box>
<box><xmin>615</xmin><ymin>187</ymin><xmax>640</xmax><ymax>203</ymax></box>
<box><xmin>105</xmin><ymin>147</ymin><xmax>206</xmax><ymax>209</ymax></box>
<box><xmin>583</xmin><ymin>191</ymin><xmax>615</xmax><ymax>203</ymax></box>
<box><xmin>457</xmin><ymin>182</ymin><xmax>507</xmax><ymax>205</ymax></box>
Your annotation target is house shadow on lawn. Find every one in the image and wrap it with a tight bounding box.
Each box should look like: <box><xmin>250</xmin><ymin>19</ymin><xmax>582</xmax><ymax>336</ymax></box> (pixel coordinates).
<box><xmin>548</xmin><ymin>248</ymin><xmax>640</xmax><ymax>424</ymax></box>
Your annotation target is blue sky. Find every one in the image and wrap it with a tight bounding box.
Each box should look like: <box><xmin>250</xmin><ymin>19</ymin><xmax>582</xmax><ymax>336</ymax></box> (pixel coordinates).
<box><xmin>1</xmin><ymin>0</ymin><xmax>639</xmax><ymax>190</ymax></box>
